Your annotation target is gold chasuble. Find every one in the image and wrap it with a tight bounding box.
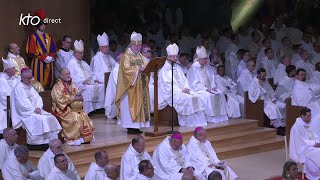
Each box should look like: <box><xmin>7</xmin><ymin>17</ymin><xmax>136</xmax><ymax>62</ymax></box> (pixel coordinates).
<box><xmin>115</xmin><ymin>49</ymin><xmax>151</xmax><ymax>123</ymax></box>
<box><xmin>51</xmin><ymin>79</ymin><xmax>95</xmax><ymax>143</ymax></box>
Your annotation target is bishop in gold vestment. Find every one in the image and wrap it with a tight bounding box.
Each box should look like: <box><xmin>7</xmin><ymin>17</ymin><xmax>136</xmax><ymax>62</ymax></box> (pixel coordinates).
<box><xmin>51</xmin><ymin>68</ymin><xmax>95</xmax><ymax>145</ymax></box>
<box><xmin>115</xmin><ymin>32</ymin><xmax>150</xmax><ymax>134</ymax></box>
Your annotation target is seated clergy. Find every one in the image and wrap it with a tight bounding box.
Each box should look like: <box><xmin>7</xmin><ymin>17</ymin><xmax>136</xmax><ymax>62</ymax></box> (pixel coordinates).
<box><xmin>311</xmin><ymin>62</ymin><xmax>320</xmax><ymax>84</ymax></box>
<box><xmin>248</xmin><ymin>68</ymin><xmax>286</xmax><ymax>134</ymax></box>
<box><xmin>215</xmin><ymin>65</ymin><xmax>243</xmax><ymax>118</ymax></box>
<box><xmin>6</xmin><ymin>43</ymin><xmax>44</xmax><ymax>92</ymax></box>
<box><xmin>237</xmin><ymin>60</ymin><xmax>256</xmax><ymax>96</ymax></box>
<box><xmin>10</xmin><ymin>68</ymin><xmax>62</xmax><ymax>146</ymax></box>
<box><xmin>104</xmin><ymin>164</ymin><xmax>120</xmax><ymax>180</ymax></box>
<box><xmin>275</xmin><ymin>65</ymin><xmax>296</xmax><ymax>103</ymax></box>
<box><xmin>0</xmin><ymin>128</ymin><xmax>18</xmax><ymax>171</ymax></box>
<box><xmin>2</xmin><ymin>145</ymin><xmax>42</xmax><ymax>180</ymax></box>
<box><xmin>158</xmin><ymin>43</ymin><xmax>207</xmax><ymax>127</ymax></box>
<box><xmin>51</xmin><ymin>67</ymin><xmax>95</xmax><ymax>145</ymax></box>
<box><xmin>121</xmin><ymin>135</ymin><xmax>153</xmax><ymax>180</ymax></box>
<box><xmin>46</xmin><ymin>154</ymin><xmax>79</xmax><ymax>180</ymax></box>
<box><xmin>187</xmin><ymin>46</ymin><xmax>228</xmax><ymax>123</ymax></box>
<box><xmin>85</xmin><ymin>150</ymin><xmax>110</xmax><ymax>180</ymax></box>
<box><xmin>187</xmin><ymin>127</ymin><xmax>238</xmax><ymax>180</ymax></box>
<box><xmin>136</xmin><ymin>160</ymin><xmax>156</xmax><ymax>180</ymax></box>
<box><xmin>0</xmin><ymin>58</ymin><xmax>18</xmax><ymax>133</ymax></box>
<box><xmin>38</xmin><ymin>139</ymin><xmax>80</xmax><ymax>179</ymax></box>
<box><xmin>260</xmin><ymin>48</ymin><xmax>279</xmax><ymax>79</ymax></box>
<box><xmin>67</xmin><ymin>40</ymin><xmax>104</xmax><ymax>114</ymax></box>
<box><xmin>90</xmin><ymin>32</ymin><xmax>116</xmax><ymax>83</ymax></box>
<box><xmin>152</xmin><ymin>132</ymin><xmax>199</xmax><ymax>180</ymax></box>
<box><xmin>294</xmin><ymin>49</ymin><xmax>315</xmax><ymax>80</ymax></box>
<box><xmin>273</xmin><ymin>55</ymin><xmax>292</xmax><ymax>85</ymax></box>
<box><xmin>289</xmin><ymin>108</ymin><xmax>320</xmax><ymax>180</ymax></box>
<box><xmin>105</xmin><ymin>53</ymin><xmax>122</xmax><ymax>119</ymax></box>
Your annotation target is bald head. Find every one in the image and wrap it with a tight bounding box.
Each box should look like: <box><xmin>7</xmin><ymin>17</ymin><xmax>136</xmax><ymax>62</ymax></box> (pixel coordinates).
<box><xmin>132</xmin><ymin>135</ymin><xmax>146</xmax><ymax>153</ymax></box>
<box><xmin>60</xmin><ymin>67</ymin><xmax>71</xmax><ymax>82</ymax></box>
<box><xmin>194</xmin><ymin>127</ymin><xmax>207</xmax><ymax>142</ymax></box>
<box><xmin>105</xmin><ymin>163</ymin><xmax>120</xmax><ymax>180</ymax></box>
<box><xmin>95</xmin><ymin>150</ymin><xmax>109</xmax><ymax>167</ymax></box>
<box><xmin>182</xmin><ymin>174</ymin><xmax>196</xmax><ymax>180</ymax></box>
<box><xmin>49</xmin><ymin>139</ymin><xmax>63</xmax><ymax>155</ymax></box>
<box><xmin>8</xmin><ymin>43</ymin><xmax>20</xmax><ymax>55</ymax></box>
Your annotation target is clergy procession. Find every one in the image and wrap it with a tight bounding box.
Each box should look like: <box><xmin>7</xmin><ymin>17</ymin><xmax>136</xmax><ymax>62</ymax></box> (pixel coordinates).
<box><xmin>1</xmin><ymin>1</ymin><xmax>320</xmax><ymax>179</ymax></box>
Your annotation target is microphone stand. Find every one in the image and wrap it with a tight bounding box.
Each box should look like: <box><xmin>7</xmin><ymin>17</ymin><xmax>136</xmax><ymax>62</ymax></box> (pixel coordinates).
<box><xmin>167</xmin><ymin>60</ymin><xmax>178</xmax><ymax>134</ymax></box>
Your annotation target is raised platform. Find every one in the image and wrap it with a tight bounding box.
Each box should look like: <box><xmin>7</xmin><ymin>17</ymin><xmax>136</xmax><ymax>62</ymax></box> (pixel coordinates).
<box><xmin>29</xmin><ymin>114</ymin><xmax>284</xmax><ymax>178</ymax></box>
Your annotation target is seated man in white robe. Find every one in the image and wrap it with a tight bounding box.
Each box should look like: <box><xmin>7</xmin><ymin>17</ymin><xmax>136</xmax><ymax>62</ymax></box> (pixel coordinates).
<box><xmin>237</xmin><ymin>60</ymin><xmax>256</xmax><ymax>96</ymax></box>
<box><xmin>178</xmin><ymin>53</ymin><xmax>192</xmax><ymax>76</ymax></box>
<box><xmin>187</xmin><ymin>127</ymin><xmax>237</xmax><ymax>180</ymax></box>
<box><xmin>275</xmin><ymin>65</ymin><xmax>296</xmax><ymax>102</ymax></box>
<box><xmin>38</xmin><ymin>139</ymin><xmax>79</xmax><ymax>179</ymax></box>
<box><xmin>55</xmin><ymin>35</ymin><xmax>74</xmax><ymax>78</ymax></box>
<box><xmin>85</xmin><ymin>150</ymin><xmax>110</xmax><ymax>180</ymax></box>
<box><xmin>311</xmin><ymin>62</ymin><xmax>320</xmax><ymax>84</ymax></box>
<box><xmin>260</xmin><ymin>48</ymin><xmax>279</xmax><ymax>79</ymax></box>
<box><xmin>274</xmin><ymin>55</ymin><xmax>292</xmax><ymax>85</ymax></box>
<box><xmin>152</xmin><ymin>132</ymin><xmax>198</xmax><ymax>180</ymax></box>
<box><xmin>2</xmin><ymin>145</ymin><xmax>42</xmax><ymax>180</ymax></box>
<box><xmin>11</xmin><ymin>68</ymin><xmax>62</xmax><ymax>147</ymax></box>
<box><xmin>104</xmin><ymin>163</ymin><xmax>120</xmax><ymax>180</ymax></box>
<box><xmin>224</xmin><ymin>34</ymin><xmax>240</xmax><ymax>61</ymax></box>
<box><xmin>0</xmin><ymin>58</ymin><xmax>18</xmax><ymax>134</ymax></box>
<box><xmin>291</xmin><ymin>68</ymin><xmax>320</xmax><ymax>113</ymax></box>
<box><xmin>256</xmin><ymin>38</ymin><xmax>272</xmax><ymax>69</ymax></box>
<box><xmin>289</xmin><ymin>108</ymin><xmax>320</xmax><ymax>180</ymax></box>
<box><xmin>294</xmin><ymin>49</ymin><xmax>315</xmax><ymax>80</ymax></box>
<box><xmin>121</xmin><ymin>135</ymin><xmax>153</xmax><ymax>180</ymax></box>
<box><xmin>225</xmin><ymin>49</ymin><xmax>243</xmax><ymax>81</ymax></box>
<box><xmin>0</xmin><ymin>128</ymin><xmax>18</xmax><ymax>172</ymax></box>
<box><xmin>236</xmin><ymin>50</ymin><xmax>251</xmax><ymax>78</ymax></box>
<box><xmin>207</xmin><ymin>48</ymin><xmax>223</xmax><ymax>75</ymax></box>
<box><xmin>187</xmin><ymin>46</ymin><xmax>228</xmax><ymax>123</ymax></box>
<box><xmin>136</xmin><ymin>160</ymin><xmax>156</xmax><ymax>180</ymax></box>
<box><xmin>46</xmin><ymin>154</ymin><xmax>79</xmax><ymax>180</ymax></box>
<box><xmin>105</xmin><ymin>53</ymin><xmax>122</xmax><ymax>119</ymax></box>
<box><xmin>90</xmin><ymin>32</ymin><xmax>116</xmax><ymax>83</ymax></box>
<box><xmin>247</xmin><ymin>31</ymin><xmax>261</xmax><ymax>58</ymax></box>
<box><xmin>248</xmin><ymin>68</ymin><xmax>286</xmax><ymax>134</ymax></box>
<box><xmin>158</xmin><ymin>43</ymin><xmax>207</xmax><ymax>127</ymax></box>
<box><xmin>68</xmin><ymin>40</ymin><xmax>104</xmax><ymax>114</ymax></box>
<box><xmin>215</xmin><ymin>65</ymin><xmax>243</xmax><ymax>118</ymax></box>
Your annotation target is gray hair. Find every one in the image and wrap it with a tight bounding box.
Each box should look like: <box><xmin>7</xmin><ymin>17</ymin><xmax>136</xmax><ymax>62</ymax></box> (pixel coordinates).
<box><xmin>21</xmin><ymin>69</ymin><xmax>32</xmax><ymax>78</ymax></box>
<box><xmin>14</xmin><ymin>145</ymin><xmax>29</xmax><ymax>158</ymax></box>
<box><xmin>49</xmin><ymin>139</ymin><xmax>61</xmax><ymax>148</ymax></box>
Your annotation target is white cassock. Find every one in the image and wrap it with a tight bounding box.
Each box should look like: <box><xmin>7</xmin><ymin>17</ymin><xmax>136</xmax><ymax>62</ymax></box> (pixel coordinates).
<box><xmin>38</xmin><ymin>148</ymin><xmax>80</xmax><ymax>179</ymax></box>
<box><xmin>287</xmin><ymin>27</ymin><xmax>303</xmax><ymax>45</ymax></box>
<box><xmin>236</xmin><ymin>60</ymin><xmax>246</xmax><ymax>79</ymax></box>
<box><xmin>247</xmin><ymin>42</ymin><xmax>261</xmax><ymax>58</ymax></box>
<box><xmin>237</xmin><ymin>69</ymin><xmax>255</xmax><ymax>97</ymax></box>
<box><xmin>260</xmin><ymin>56</ymin><xmax>278</xmax><ymax>79</ymax></box>
<box><xmin>0</xmin><ymin>73</ymin><xmax>18</xmax><ymax>133</ymax></box>
<box><xmin>291</xmin><ymin>80</ymin><xmax>320</xmax><ymax>113</ymax></box>
<box><xmin>11</xmin><ymin>82</ymin><xmax>62</xmax><ymax>145</ymax></box>
<box><xmin>310</xmin><ymin>50</ymin><xmax>320</xmax><ymax>65</ymax></box>
<box><xmin>273</xmin><ymin>63</ymin><xmax>287</xmax><ymax>85</ymax></box>
<box><xmin>225</xmin><ymin>52</ymin><xmax>240</xmax><ymax>81</ymax></box>
<box><xmin>271</xmin><ymin>40</ymin><xmax>282</xmax><ymax>55</ymax></box>
<box><xmin>275</xmin><ymin>76</ymin><xmax>295</xmax><ymax>103</ymax></box>
<box><xmin>135</xmin><ymin>173</ymin><xmax>153</xmax><ymax>180</ymax></box>
<box><xmin>120</xmin><ymin>144</ymin><xmax>153</xmax><ymax>180</ymax></box>
<box><xmin>85</xmin><ymin>162</ymin><xmax>110</xmax><ymax>180</ymax></box>
<box><xmin>67</xmin><ymin>56</ymin><xmax>105</xmax><ymax>114</ymax></box>
<box><xmin>291</xmin><ymin>53</ymin><xmax>301</xmax><ymax>65</ymax></box>
<box><xmin>45</xmin><ymin>166</ymin><xmax>78</xmax><ymax>180</ymax></box>
<box><xmin>256</xmin><ymin>47</ymin><xmax>266</xmax><ymax>69</ymax></box>
<box><xmin>224</xmin><ymin>43</ymin><xmax>239</xmax><ymax>61</ymax></box>
<box><xmin>105</xmin><ymin>63</ymin><xmax>119</xmax><ymax>119</ymax></box>
<box><xmin>311</xmin><ymin>71</ymin><xmax>320</xmax><ymax>84</ymax></box>
<box><xmin>187</xmin><ymin>62</ymin><xmax>228</xmax><ymax>123</ymax></box>
<box><xmin>300</xmin><ymin>40</ymin><xmax>313</xmax><ymax>54</ymax></box>
<box><xmin>158</xmin><ymin>61</ymin><xmax>207</xmax><ymax>127</ymax></box>
<box><xmin>248</xmin><ymin>77</ymin><xmax>285</xmax><ymax>128</ymax></box>
<box><xmin>2</xmin><ymin>152</ymin><xmax>42</xmax><ymax>180</ymax></box>
<box><xmin>275</xmin><ymin>25</ymin><xmax>288</xmax><ymax>42</ymax></box>
<box><xmin>152</xmin><ymin>137</ymin><xmax>198</xmax><ymax>180</ymax></box>
<box><xmin>215</xmin><ymin>75</ymin><xmax>243</xmax><ymax>118</ymax></box>
<box><xmin>216</xmin><ymin>36</ymin><xmax>232</xmax><ymax>53</ymax></box>
<box><xmin>289</xmin><ymin>117</ymin><xmax>320</xmax><ymax>180</ymax></box>
<box><xmin>187</xmin><ymin>136</ymin><xmax>238</xmax><ymax>180</ymax></box>
<box><xmin>294</xmin><ymin>60</ymin><xmax>315</xmax><ymax>80</ymax></box>
<box><xmin>55</xmin><ymin>49</ymin><xmax>74</xmax><ymax>78</ymax></box>
<box><xmin>90</xmin><ymin>51</ymin><xmax>116</xmax><ymax>83</ymax></box>
<box><xmin>0</xmin><ymin>139</ymin><xmax>18</xmax><ymax>170</ymax></box>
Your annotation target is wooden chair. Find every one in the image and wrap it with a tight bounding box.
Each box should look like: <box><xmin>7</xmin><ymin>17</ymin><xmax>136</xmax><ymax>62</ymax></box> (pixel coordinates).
<box><xmin>159</xmin><ymin>106</ymin><xmax>179</xmax><ymax>126</ymax></box>
<box><xmin>244</xmin><ymin>91</ymin><xmax>266</xmax><ymax>127</ymax></box>
<box><xmin>104</xmin><ymin>72</ymin><xmax>111</xmax><ymax>94</ymax></box>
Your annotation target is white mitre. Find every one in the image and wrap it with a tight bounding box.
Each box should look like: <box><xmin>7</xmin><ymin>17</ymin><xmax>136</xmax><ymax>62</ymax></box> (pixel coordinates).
<box><xmin>2</xmin><ymin>57</ymin><xmax>15</xmax><ymax>70</ymax></box>
<box><xmin>166</xmin><ymin>43</ymin><xmax>179</xmax><ymax>56</ymax></box>
<box><xmin>194</xmin><ymin>46</ymin><xmax>208</xmax><ymax>62</ymax></box>
<box><xmin>130</xmin><ymin>31</ymin><xmax>142</xmax><ymax>45</ymax></box>
<box><xmin>74</xmin><ymin>40</ymin><xmax>84</xmax><ymax>52</ymax></box>
<box><xmin>97</xmin><ymin>32</ymin><xmax>109</xmax><ymax>47</ymax></box>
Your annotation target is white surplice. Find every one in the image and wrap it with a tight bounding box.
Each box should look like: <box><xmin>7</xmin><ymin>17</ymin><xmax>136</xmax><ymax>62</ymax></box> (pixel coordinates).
<box><xmin>225</xmin><ymin>52</ymin><xmax>240</xmax><ymax>81</ymax></box>
<box><xmin>38</xmin><ymin>148</ymin><xmax>80</xmax><ymax>179</ymax></box>
<box><xmin>260</xmin><ymin>56</ymin><xmax>278</xmax><ymax>79</ymax></box>
<box><xmin>10</xmin><ymin>82</ymin><xmax>61</xmax><ymax>145</ymax></box>
<box><xmin>2</xmin><ymin>152</ymin><xmax>42</xmax><ymax>180</ymax></box>
<box><xmin>186</xmin><ymin>136</ymin><xmax>238</xmax><ymax>180</ymax></box>
<box><xmin>0</xmin><ymin>139</ymin><xmax>18</xmax><ymax>170</ymax></box>
<box><xmin>289</xmin><ymin>117</ymin><xmax>320</xmax><ymax>180</ymax></box>
<box><xmin>248</xmin><ymin>77</ymin><xmax>285</xmax><ymax>127</ymax></box>
<box><xmin>311</xmin><ymin>71</ymin><xmax>320</xmax><ymax>84</ymax></box>
<box><xmin>135</xmin><ymin>173</ymin><xmax>153</xmax><ymax>180</ymax></box>
<box><xmin>0</xmin><ymin>73</ymin><xmax>18</xmax><ymax>132</ymax></box>
<box><xmin>224</xmin><ymin>43</ymin><xmax>239</xmax><ymax>61</ymax></box>
<box><xmin>287</xmin><ymin>27</ymin><xmax>303</xmax><ymax>45</ymax></box>
<box><xmin>85</xmin><ymin>162</ymin><xmax>109</xmax><ymax>180</ymax></box>
<box><xmin>120</xmin><ymin>144</ymin><xmax>153</xmax><ymax>180</ymax></box>
<box><xmin>105</xmin><ymin>63</ymin><xmax>119</xmax><ymax>119</ymax></box>
<box><xmin>273</xmin><ymin>63</ymin><xmax>287</xmax><ymax>85</ymax></box>
<box><xmin>236</xmin><ymin>60</ymin><xmax>246</xmax><ymax>79</ymax></box>
<box><xmin>45</xmin><ymin>166</ymin><xmax>78</xmax><ymax>180</ymax></box>
<box><xmin>236</xmin><ymin>68</ymin><xmax>255</xmax><ymax>97</ymax></box>
<box><xmin>310</xmin><ymin>50</ymin><xmax>320</xmax><ymax>65</ymax></box>
<box><xmin>275</xmin><ymin>76</ymin><xmax>295</xmax><ymax>103</ymax></box>
<box><xmin>67</xmin><ymin>56</ymin><xmax>105</xmax><ymax>114</ymax></box>
<box><xmin>187</xmin><ymin>62</ymin><xmax>228</xmax><ymax>123</ymax></box>
<box><xmin>294</xmin><ymin>59</ymin><xmax>315</xmax><ymax>80</ymax></box>
<box><xmin>300</xmin><ymin>40</ymin><xmax>313</xmax><ymax>54</ymax></box>
<box><xmin>55</xmin><ymin>49</ymin><xmax>74</xmax><ymax>78</ymax></box>
<box><xmin>215</xmin><ymin>75</ymin><xmax>243</xmax><ymax>118</ymax></box>
<box><xmin>256</xmin><ymin>47</ymin><xmax>266</xmax><ymax>69</ymax></box>
<box><xmin>158</xmin><ymin>61</ymin><xmax>207</xmax><ymax>127</ymax></box>
<box><xmin>90</xmin><ymin>51</ymin><xmax>116</xmax><ymax>83</ymax></box>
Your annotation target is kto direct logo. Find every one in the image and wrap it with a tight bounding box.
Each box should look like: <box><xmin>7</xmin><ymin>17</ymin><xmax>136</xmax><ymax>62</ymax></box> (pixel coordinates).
<box><xmin>19</xmin><ymin>13</ymin><xmax>61</xmax><ymax>25</ymax></box>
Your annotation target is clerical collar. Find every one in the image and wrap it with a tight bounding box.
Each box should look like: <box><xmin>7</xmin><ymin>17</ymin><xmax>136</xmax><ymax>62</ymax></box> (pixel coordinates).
<box><xmin>36</xmin><ymin>30</ymin><xmax>45</xmax><ymax>35</ymax></box>
<box><xmin>61</xmin><ymin>48</ymin><xmax>70</xmax><ymax>52</ymax></box>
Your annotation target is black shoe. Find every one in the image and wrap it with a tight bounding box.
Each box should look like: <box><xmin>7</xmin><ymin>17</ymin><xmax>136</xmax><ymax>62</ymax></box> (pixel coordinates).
<box><xmin>276</xmin><ymin>127</ymin><xmax>285</xmax><ymax>136</ymax></box>
<box><xmin>127</xmin><ymin>128</ymin><xmax>141</xmax><ymax>135</ymax></box>
<box><xmin>82</xmin><ymin>141</ymin><xmax>91</xmax><ymax>144</ymax></box>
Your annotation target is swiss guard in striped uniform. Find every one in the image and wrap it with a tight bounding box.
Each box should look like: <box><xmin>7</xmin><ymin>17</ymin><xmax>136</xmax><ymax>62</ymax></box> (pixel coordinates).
<box><xmin>26</xmin><ymin>9</ymin><xmax>57</xmax><ymax>89</ymax></box>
